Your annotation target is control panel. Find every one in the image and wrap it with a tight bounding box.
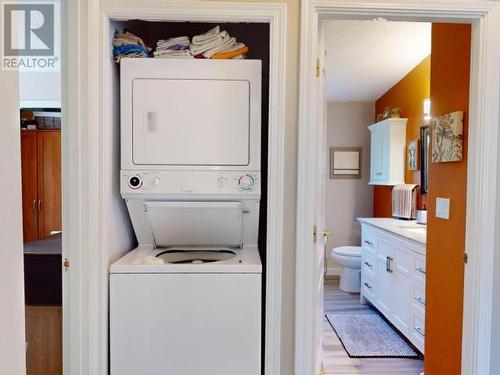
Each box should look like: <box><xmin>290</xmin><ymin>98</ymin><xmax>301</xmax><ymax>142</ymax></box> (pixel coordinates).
<box><xmin>121</xmin><ymin>170</ymin><xmax>261</xmax><ymax>197</ymax></box>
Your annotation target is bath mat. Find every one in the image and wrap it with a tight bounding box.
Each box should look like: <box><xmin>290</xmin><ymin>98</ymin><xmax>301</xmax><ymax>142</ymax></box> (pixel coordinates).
<box><xmin>325</xmin><ymin>312</ymin><xmax>418</xmax><ymax>358</ymax></box>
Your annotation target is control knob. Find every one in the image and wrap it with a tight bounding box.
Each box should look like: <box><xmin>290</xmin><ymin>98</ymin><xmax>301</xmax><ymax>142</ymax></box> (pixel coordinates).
<box><xmin>128</xmin><ymin>175</ymin><xmax>143</xmax><ymax>189</ymax></box>
<box><xmin>238</xmin><ymin>175</ymin><xmax>255</xmax><ymax>191</ymax></box>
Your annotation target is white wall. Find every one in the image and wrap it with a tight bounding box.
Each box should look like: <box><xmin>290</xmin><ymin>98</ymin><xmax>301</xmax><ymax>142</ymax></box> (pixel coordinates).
<box><xmin>0</xmin><ymin>67</ymin><xmax>27</xmax><ymax>374</ymax></box>
<box><xmin>18</xmin><ymin>0</ymin><xmax>61</xmax><ymax>108</ymax></box>
<box><xmin>325</xmin><ymin>102</ymin><xmax>374</xmax><ymax>274</ymax></box>
<box><xmin>19</xmin><ymin>71</ymin><xmax>61</xmax><ymax>107</ymax></box>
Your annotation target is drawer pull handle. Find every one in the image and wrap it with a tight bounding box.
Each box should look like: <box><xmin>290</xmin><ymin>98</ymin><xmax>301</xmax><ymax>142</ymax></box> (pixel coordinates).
<box><xmin>415</xmin><ymin>267</ymin><xmax>426</xmax><ymax>274</ymax></box>
<box><xmin>364</xmin><ymin>261</ymin><xmax>373</xmax><ymax>268</ymax></box>
<box><xmin>376</xmin><ymin>172</ymin><xmax>382</xmax><ymax>176</ymax></box>
<box><xmin>414</xmin><ymin>326</ymin><xmax>425</xmax><ymax>337</ymax></box>
<box><xmin>414</xmin><ymin>296</ymin><xmax>426</xmax><ymax>305</ymax></box>
<box><xmin>386</xmin><ymin>256</ymin><xmax>393</xmax><ymax>273</ymax></box>
<box><xmin>363</xmin><ymin>282</ymin><xmax>372</xmax><ymax>290</ymax></box>
<box><xmin>364</xmin><ymin>240</ymin><xmax>373</xmax><ymax>246</ymax></box>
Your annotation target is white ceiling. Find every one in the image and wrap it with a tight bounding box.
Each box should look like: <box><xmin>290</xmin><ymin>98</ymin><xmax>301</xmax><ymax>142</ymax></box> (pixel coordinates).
<box><xmin>323</xmin><ymin>19</ymin><xmax>431</xmax><ymax>102</ymax></box>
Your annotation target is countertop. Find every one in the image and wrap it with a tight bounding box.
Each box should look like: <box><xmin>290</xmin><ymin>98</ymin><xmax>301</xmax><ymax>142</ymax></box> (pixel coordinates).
<box><xmin>358</xmin><ymin>218</ymin><xmax>426</xmax><ymax>245</ymax></box>
<box><xmin>24</xmin><ymin>233</ymin><xmax>62</xmax><ymax>254</ymax></box>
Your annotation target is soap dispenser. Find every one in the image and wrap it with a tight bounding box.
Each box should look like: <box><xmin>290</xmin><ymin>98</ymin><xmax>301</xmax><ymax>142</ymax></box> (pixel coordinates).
<box><xmin>416</xmin><ymin>204</ymin><xmax>427</xmax><ymax>225</ymax></box>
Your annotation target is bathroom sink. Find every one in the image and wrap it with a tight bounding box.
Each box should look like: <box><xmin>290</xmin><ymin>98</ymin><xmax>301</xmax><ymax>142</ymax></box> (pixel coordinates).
<box><xmin>397</xmin><ymin>224</ymin><xmax>426</xmax><ymax>232</ymax></box>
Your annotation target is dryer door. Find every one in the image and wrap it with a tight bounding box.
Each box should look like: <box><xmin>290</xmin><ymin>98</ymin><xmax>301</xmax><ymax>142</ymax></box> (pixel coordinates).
<box><xmin>132</xmin><ymin>78</ymin><xmax>250</xmax><ymax>166</ymax></box>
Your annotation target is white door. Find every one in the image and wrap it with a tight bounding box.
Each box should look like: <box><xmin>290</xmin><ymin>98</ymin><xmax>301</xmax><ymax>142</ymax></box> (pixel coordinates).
<box><xmin>392</xmin><ymin>246</ymin><xmax>411</xmax><ymax>334</ymax></box>
<box><xmin>314</xmin><ymin>26</ymin><xmax>329</xmax><ymax>375</ymax></box>
<box><xmin>376</xmin><ymin>239</ymin><xmax>394</xmax><ymax>316</ymax></box>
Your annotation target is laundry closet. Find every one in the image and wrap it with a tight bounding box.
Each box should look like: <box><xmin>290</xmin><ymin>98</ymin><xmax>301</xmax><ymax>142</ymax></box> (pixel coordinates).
<box><xmin>104</xmin><ymin>19</ymin><xmax>270</xmax><ymax>375</ymax></box>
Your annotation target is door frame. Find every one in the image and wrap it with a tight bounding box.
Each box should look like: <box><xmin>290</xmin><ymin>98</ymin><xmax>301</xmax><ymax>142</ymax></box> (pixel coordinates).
<box><xmin>296</xmin><ymin>1</ymin><xmax>500</xmax><ymax>374</ymax></box>
<box><xmin>63</xmin><ymin>2</ymin><xmax>286</xmax><ymax>374</ymax></box>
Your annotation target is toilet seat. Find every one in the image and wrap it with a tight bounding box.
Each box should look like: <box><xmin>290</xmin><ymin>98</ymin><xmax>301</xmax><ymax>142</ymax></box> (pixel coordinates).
<box><xmin>332</xmin><ymin>246</ymin><xmax>361</xmax><ymax>257</ymax></box>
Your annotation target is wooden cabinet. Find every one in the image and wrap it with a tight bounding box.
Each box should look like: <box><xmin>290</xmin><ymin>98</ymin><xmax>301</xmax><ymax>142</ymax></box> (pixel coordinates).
<box><xmin>21</xmin><ymin>130</ymin><xmax>61</xmax><ymax>242</ymax></box>
<box><xmin>368</xmin><ymin>118</ymin><xmax>407</xmax><ymax>185</ymax></box>
<box><xmin>25</xmin><ymin>306</ymin><xmax>62</xmax><ymax>375</ymax></box>
<box><xmin>360</xmin><ymin>223</ymin><xmax>426</xmax><ymax>353</ymax></box>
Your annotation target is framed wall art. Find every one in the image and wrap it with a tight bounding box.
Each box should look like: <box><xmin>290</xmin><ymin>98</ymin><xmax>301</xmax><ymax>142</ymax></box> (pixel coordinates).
<box><xmin>432</xmin><ymin>111</ymin><xmax>464</xmax><ymax>163</ymax></box>
<box><xmin>330</xmin><ymin>147</ymin><xmax>361</xmax><ymax>179</ymax></box>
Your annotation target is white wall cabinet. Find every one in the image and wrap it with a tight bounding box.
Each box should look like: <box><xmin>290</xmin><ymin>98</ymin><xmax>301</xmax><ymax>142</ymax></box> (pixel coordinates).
<box><xmin>368</xmin><ymin>118</ymin><xmax>407</xmax><ymax>185</ymax></box>
<box><xmin>360</xmin><ymin>222</ymin><xmax>426</xmax><ymax>354</ymax></box>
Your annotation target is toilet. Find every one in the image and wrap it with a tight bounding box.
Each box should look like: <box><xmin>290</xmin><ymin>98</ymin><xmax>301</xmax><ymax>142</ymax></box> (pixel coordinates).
<box><xmin>330</xmin><ymin>246</ymin><xmax>362</xmax><ymax>293</ymax></box>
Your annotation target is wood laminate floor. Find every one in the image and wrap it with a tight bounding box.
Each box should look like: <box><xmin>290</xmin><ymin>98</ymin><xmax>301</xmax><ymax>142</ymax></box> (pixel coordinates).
<box><xmin>322</xmin><ymin>277</ymin><xmax>424</xmax><ymax>375</ymax></box>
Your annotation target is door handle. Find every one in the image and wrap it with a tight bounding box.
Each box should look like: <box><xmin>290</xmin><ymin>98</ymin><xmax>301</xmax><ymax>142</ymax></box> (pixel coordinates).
<box><xmin>33</xmin><ymin>200</ymin><xmax>37</xmax><ymax>211</ymax></box>
<box><xmin>322</xmin><ymin>229</ymin><xmax>331</xmax><ymax>240</ymax></box>
<box><xmin>386</xmin><ymin>256</ymin><xmax>393</xmax><ymax>273</ymax></box>
<box><xmin>37</xmin><ymin>200</ymin><xmax>42</xmax><ymax>211</ymax></box>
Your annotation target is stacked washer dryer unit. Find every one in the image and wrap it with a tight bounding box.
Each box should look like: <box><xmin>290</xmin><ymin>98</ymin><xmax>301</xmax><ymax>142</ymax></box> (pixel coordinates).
<box><xmin>110</xmin><ymin>59</ymin><xmax>262</xmax><ymax>375</ymax></box>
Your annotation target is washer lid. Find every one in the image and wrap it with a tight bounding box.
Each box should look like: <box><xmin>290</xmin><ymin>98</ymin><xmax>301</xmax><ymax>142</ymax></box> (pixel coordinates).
<box><xmin>144</xmin><ymin>201</ymin><xmax>243</xmax><ymax>248</ymax></box>
<box><xmin>332</xmin><ymin>246</ymin><xmax>361</xmax><ymax>257</ymax></box>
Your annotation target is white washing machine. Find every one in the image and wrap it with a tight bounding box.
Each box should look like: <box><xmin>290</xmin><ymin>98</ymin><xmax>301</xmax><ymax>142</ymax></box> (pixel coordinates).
<box><xmin>110</xmin><ymin>200</ymin><xmax>262</xmax><ymax>375</ymax></box>
<box><xmin>110</xmin><ymin>59</ymin><xmax>263</xmax><ymax>375</ymax></box>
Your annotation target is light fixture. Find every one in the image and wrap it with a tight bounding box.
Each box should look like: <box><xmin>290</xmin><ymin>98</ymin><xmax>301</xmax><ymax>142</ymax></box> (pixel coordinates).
<box><xmin>423</xmin><ymin>98</ymin><xmax>432</xmax><ymax>121</ymax></box>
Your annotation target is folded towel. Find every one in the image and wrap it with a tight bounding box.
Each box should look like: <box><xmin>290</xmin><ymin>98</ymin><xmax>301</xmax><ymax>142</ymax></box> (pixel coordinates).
<box><xmin>189</xmin><ymin>31</ymin><xmax>230</xmax><ymax>56</ymax></box>
<box><xmin>202</xmin><ymin>37</ymin><xmax>237</xmax><ymax>58</ymax></box>
<box><xmin>156</xmin><ymin>36</ymin><xmax>190</xmax><ymax>50</ymax></box>
<box><xmin>191</xmin><ymin>26</ymin><xmax>220</xmax><ymax>44</ymax></box>
<box><xmin>153</xmin><ymin>48</ymin><xmax>193</xmax><ymax>58</ymax></box>
<box><xmin>211</xmin><ymin>46</ymin><xmax>249</xmax><ymax>59</ymax></box>
<box><xmin>113</xmin><ymin>31</ymin><xmax>151</xmax><ymax>51</ymax></box>
<box><xmin>113</xmin><ymin>44</ymin><xmax>150</xmax><ymax>62</ymax></box>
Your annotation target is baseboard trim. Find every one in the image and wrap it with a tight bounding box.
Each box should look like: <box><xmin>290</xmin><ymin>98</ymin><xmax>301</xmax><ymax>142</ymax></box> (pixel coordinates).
<box><xmin>326</xmin><ymin>267</ymin><xmax>341</xmax><ymax>277</ymax></box>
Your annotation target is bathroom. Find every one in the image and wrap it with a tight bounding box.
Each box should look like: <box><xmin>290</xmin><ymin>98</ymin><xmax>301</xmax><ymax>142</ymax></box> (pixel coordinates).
<box><xmin>320</xmin><ymin>19</ymin><xmax>471</xmax><ymax>374</ymax></box>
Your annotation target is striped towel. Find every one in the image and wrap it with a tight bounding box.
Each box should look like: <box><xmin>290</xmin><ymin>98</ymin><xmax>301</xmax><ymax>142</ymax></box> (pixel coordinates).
<box><xmin>392</xmin><ymin>184</ymin><xmax>417</xmax><ymax>219</ymax></box>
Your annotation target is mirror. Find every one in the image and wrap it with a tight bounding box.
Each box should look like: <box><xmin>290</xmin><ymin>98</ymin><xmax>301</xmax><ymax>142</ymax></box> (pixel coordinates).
<box><xmin>420</xmin><ymin>126</ymin><xmax>430</xmax><ymax>195</ymax></box>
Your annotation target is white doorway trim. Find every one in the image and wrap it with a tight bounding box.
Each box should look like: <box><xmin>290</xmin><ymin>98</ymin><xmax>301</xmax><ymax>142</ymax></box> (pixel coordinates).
<box><xmin>64</xmin><ymin>2</ymin><xmax>286</xmax><ymax>374</ymax></box>
<box><xmin>296</xmin><ymin>1</ymin><xmax>500</xmax><ymax>374</ymax></box>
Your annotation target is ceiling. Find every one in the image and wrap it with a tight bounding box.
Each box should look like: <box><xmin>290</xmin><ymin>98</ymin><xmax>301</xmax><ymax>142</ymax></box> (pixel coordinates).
<box><xmin>323</xmin><ymin>19</ymin><xmax>431</xmax><ymax>102</ymax></box>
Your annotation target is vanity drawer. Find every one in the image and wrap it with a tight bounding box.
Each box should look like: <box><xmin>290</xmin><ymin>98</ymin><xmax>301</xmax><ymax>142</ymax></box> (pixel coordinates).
<box><xmin>362</xmin><ymin>253</ymin><xmax>376</xmax><ymax>279</ymax></box>
<box><xmin>361</xmin><ymin>274</ymin><xmax>376</xmax><ymax>301</ymax></box>
<box><xmin>412</xmin><ymin>283</ymin><xmax>426</xmax><ymax>314</ymax></box>
<box><xmin>362</xmin><ymin>229</ymin><xmax>377</xmax><ymax>256</ymax></box>
<box><xmin>413</xmin><ymin>253</ymin><xmax>426</xmax><ymax>283</ymax></box>
<box><xmin>411</xmin><ymin>309</ymin><xmax>425</xmax><ymax>353</ymax></box>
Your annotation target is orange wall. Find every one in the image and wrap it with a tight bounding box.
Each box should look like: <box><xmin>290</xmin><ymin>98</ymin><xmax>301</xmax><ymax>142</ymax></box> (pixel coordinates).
<box><xmin>425</xmin><ymin>23</ymin><xmax>471</xmax><ymax>375</ymax></box>
<box><xmin>374</xmin><ymin>56</ymin><xmax>431</xmax><ymax>217</ymax></box>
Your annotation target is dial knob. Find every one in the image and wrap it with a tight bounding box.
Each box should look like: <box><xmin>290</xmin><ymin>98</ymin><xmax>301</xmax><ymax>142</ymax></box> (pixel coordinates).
<box><xmin>128</xmin><ymin>175</ymin><xmax>142</xmax><ymax>189</ymax></box>
<box><xmin>238</xmin><ymin>175</ymin><xmax>255</xmax><ymax>190</ymax></box>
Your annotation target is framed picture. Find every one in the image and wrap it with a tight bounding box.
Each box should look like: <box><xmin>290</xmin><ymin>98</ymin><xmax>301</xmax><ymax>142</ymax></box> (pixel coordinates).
<box><xmin>407</xmin><ymin>140</ymin><xmax>418</xmax><ymax>171</ymax></box>
<box><xmin>329</xmin><ymin>147</ymin><xmax>361</xmax><ymax>179</ymax></box>
<box><xmin>432</xmin><ymin>111</ymin><xmax>464</xmax><ymax>163</ymax></box>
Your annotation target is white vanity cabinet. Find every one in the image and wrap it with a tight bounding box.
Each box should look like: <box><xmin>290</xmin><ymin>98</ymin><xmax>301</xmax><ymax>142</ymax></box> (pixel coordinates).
<box><xmin>360</xmin><ymin>220</ymin><xmax>426</xmax><ymax>354</ymax></box>
<box><xmin>368</xmin><ymin>118</ymin><xmax>407</xmax><ymax>185</ymax></box>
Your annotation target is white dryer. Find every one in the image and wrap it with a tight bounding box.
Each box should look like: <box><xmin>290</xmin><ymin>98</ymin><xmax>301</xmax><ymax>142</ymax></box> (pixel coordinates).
<box><xmin>110</xmin><ymin>58</ymin><xmax>263</xmax><ymax>375</ymax></box>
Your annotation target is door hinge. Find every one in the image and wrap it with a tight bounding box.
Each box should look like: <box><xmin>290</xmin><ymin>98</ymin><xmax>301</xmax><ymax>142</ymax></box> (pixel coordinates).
<box><xmin>313</xmin><ymin>224</ymin><xmax>317</xmax><ymax>243</ymax></box>
<box><xmin>464</xmin><ymin>252</ymin><xmax>468</xmax><ymax>264</ymax></box>
<box><xmin>316</xmin><ymin>58</ymin><xmax>320</xmax><ymax>78</ymax></box>
<box><xmin>63</xmin><ymin>258</ymin><xmax>70</xmax><ymax>271</ymax></box>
